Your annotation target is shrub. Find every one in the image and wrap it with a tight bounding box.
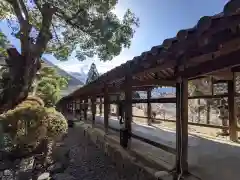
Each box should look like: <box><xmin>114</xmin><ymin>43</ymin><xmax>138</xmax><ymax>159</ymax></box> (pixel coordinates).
<box><xmin>0</xmin><ymin>96</ymin><xmax>68</xmax><ymax>156</ymax></box>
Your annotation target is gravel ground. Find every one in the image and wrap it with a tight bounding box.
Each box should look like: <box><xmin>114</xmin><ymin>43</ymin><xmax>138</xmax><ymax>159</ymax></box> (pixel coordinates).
<box><xmin>53</xmin><ymin>127</ymin><xmax>139</xmax><ymax>180</ymax></box>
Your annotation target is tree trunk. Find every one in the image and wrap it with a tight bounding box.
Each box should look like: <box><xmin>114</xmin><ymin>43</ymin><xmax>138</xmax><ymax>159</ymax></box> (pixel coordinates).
<box><xmin>0</xmin><ymin>48</ymin><xmax>40</xmax><ymax>113</ymax></box>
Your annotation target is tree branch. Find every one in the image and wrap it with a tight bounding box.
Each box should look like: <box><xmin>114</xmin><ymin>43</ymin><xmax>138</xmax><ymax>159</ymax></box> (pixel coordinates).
<box><xmin>33</xmin><ymin>3</ymin><xmax>56</xmax><ymax>58</ymax></box>
<box><xmin>7</xmin><ymin>0</ymin><xmax>32</xmax><ymax>56</ymax></box>
<box><xmin>18</xmin><ymin>0</ymin><xmax>29</xmax><ymax>20</ymax></box>
<box><xmin>55</xmin><ymin>10</ymin><xmax>92</xmax><ymax>37</ymax></box>
<box><xmin>6</xmin><ymin>0</ymin><xmax>24</xmax><ymax>24</ymax></box>
<box><xmin>68</xmin><ymin>8</ymin><xmax>85</xmax><ymax>21</ymax></box>
<box><xmin>51</xmin><ymin>22</ymin><xmax>63</xmax><ymax>48</ymax></box>
<box><xmin>32</xmin><ymin>0</ymin><xmax>42</xmax><ymax>14</ymax></box>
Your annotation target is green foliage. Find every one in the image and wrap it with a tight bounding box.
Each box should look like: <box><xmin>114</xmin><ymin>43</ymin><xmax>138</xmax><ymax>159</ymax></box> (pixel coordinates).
<box><xmin>0</xmin><ymin>30</ymin><xmax>10</xmax><ymax>57</ymax></box>
<box><xmin>1</xmin><ymin>0</ymin><xmax>139</xmax><ymax>61</ymax></box>
<box><xmin>86</xmin><ymin>63</ymin><xmax>99</xmax><ymax>84</ymax></box>
<box><xmin>0</xmin><ymin>96</ymin><xmax>68</xmax><ymax>154</ymax></box>
<box><xmin>34</xmin><ymin>65</ymin><xmax>68</xmax><ymax>107</ymax></box>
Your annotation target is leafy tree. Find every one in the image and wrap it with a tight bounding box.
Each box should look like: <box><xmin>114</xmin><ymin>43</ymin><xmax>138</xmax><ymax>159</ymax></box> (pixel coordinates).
<box><xmin>0</xmin><ymin>30</ymin><xmax>10</xmax><ymax>57</ymax></box>
<box><xmin>0</xmin><ymin>0</ymin><xmax>139</xmax><ymax>112</ymax></box>
<box><xmin>86</xmin><ymin>63</ymin><xmax>99</xmax><ymax>84</ymax></box>
<box><xmin>0</xmin><ymin>31</ymin><xmax>68</xmax><ymax>174</ymax></box>
<box><xmin>34</xmin><ymin>65</ymin><xmax>68</xmax><ymax>107</ymax></box>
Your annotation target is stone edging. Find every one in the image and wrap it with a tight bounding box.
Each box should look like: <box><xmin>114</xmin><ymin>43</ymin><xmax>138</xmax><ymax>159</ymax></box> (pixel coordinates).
<box><xmin>77</xmin><ymin>122</ymin><xmax>173</xmax><ymax>180</ymax></box>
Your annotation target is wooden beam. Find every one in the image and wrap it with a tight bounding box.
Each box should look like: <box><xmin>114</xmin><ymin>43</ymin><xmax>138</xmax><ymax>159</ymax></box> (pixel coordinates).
<box><xmin>178</xmin><ymin>49</ymin><xmax>240</xmax><ymax>79</ymax></box>
<box><xmin>91</xmin><ymin>96</ymin><xmax>96</xmax><ymax>127</ymax></box>
<box><xmin>71</xmin><ymin>101</ymin><xmax>74</xmax><ymax>114</ymax></box>
<box><xmin>228</xmin><ymin>75</ymin><xmax>238</xmax><ymax>141</ymax></box>
<box><xmin>132</xmin><ymin>97</ymin><xmax>176</xmax><ymax>104</ymax></box>
<box><xmin>212</xmin><ymin>79</ymin><xmax>229</xmax><ymax>84</ymax></box>
<box><xmin>79</xmin><ymin>99</ymin><xmax>82</xmax><ymax>121</ymax></box>
<box><xmin>84</xmin><ymin>99</ymin><xmax>88</xmax><ymax>121</ymax></box>
<box><xmin>231</xmin><ymin>65</ymin><xmax>240</xmax><ymax>72</ymax></box>
<box><xmin>104</xmin><ymin>85</ymin><xmax>109</xmax><ymax>133</ymax></box>
<box><xmin>175</xmin><ymin>78</ymin><xmax>188</xmax><ymax>175</ymax></box>
<box><xmin>74</xmin><ymin>100</ymin><xmax>77</xmax><ymax>117</ymax></box>
<box><xmin>110</xmin><ymin>94</ymin><xmax>235</xmax><ymax>104</ymax></box>
<box><xmin>176</xmin><ymin>82</ymin><xmax>181</xmax><ymax>174</ymax></box>
<box><xmin>107</xmin><ymin>84</ymin><xmax>153</xmax><ymax>94</ymax></box>
<box><xmin>181</xmin><ymin>78</ymin><xmax>189</xmax><ymax>174</ymax></box>
<box><xmin>131</xmin><ymin>78</ymin><xmax>176</xmax><ymax>87</ymax></box>
<box><xmin>188</xmin><ymin>94</ymin><xmax>228</xmax><ymax>99</ymax></box>
<box><xmin>210</xmin><ymin>70</ymin><xmax>233</xmax><ymax>81</ymax></box>
<box><xmin>99</xmin><ymin>97</ymin><xmax>103</xmax><ymax>115</ymax></box>
<box><xmin>124</xmin><ymin>74</ymin><xmax>133</xmax><ymax>141</ymax></box>
<box><xmin>147</xmin><ymin>89</ymin><xmax>152</xmax><ymax>125</ymax></box>
<box><xmin>109</xmin><ymin>97</ymin><xmax>176</xmax><ymax>104</ymax></box>
<box><xmin>116</xmin><ymin>95</ymin><xmax>120</xmax><ymax>118</ymax></box>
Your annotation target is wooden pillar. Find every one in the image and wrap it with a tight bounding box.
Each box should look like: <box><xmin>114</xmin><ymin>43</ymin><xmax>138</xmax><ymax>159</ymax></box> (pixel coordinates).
<box><xmin>67</xmin><ymin>102</ymin><xmax>70</xmax><ymax>113</ymax></box>
<box><xmin>91</xmin><ymin>96</ymin><xmax>96</xmax><ymax>126</ymax></box>
<box><xmin>73</xmin><ymin>100</ymin><xmax>77</xmax><ymax>118</ymax></box>
<box><xmin>82</xmin><ymin>99</ymin><xmax>86</xmax><ymax>121</ymax></box>
<box><xmin>206</xmin><ymin>100</ymin><xmax>211</xmax><ymax>124</ymax></box>
<box><xmin>67</xmin><ymin>102</ymin><xmax>70</xmax><ymax>114</ymax></box>
<box><xmin>228</xmin><ymin>73</ymin><xmax>238</xmax><ymax>141</ymax></box>
<box><xmin>66</xmin><ymin>103</ymin><xmax>68</xmax><ymax>113</ymax></box>
<box><xmin>124</xmin><ymin>74</ymin><xmax>133</xmax><ymax>138</ymax></box>
<box><xmin>84</xmin><ymin>98</ymin><xmax>88</xmax><ymax>121</ymax></box>
<box><xmin>147</xmin><ymin>89</ymin><xmax>152</xmax><ymax>125</ymax></box>
<box><xmin>116</xmin><ymin>95</ymin><xmax>120</xmax><ymax>119</ymax></box>
<box><xmin>197</xmin><ymin>99</ymin><xmax>201</xmax><ymax>123</ymax></box>
<box><xmin>76</xmin><ymin>100</ymin><xmax>79</xmax><ymax>115</ymax></box>
<box><xmin>176</xmin><ymin>82</ymin><xmax>181</xmax><ymax>174</ymax></box>
<box><xmin>99</xmin><ymin>97</ymin><xmax>103</xmax><ymax>115</ymax></box>
<box><xmin>79</xmin><ymin>99</ymin><xmax>82</xmax><ymax>121</ymax></box>
<box><xmin>71</xmin><ymin>101</ymin><xmax>74</xmax><ymax>114</ymax></box>
<box><xmin>104</xmin><ymin>85</ymin><xmax>109</xmax><ymax>133</ymax></box>
<box><xmin>176</xmin><ymin>78</ymin><xmax>188</xmax><ymax>175</ymax></box>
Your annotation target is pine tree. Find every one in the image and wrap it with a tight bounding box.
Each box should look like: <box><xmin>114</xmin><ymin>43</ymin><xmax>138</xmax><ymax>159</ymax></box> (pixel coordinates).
<box><xmin>86</xmin><ymin>63</ymin><xmax>100</xmax><ymax>84</ymax></box>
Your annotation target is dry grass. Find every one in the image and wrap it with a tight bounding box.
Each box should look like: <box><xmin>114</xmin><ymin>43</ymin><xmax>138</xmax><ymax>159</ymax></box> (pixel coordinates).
<box><xmin>93</xmin><ymin>104</ymin><xmax>239</xmax><ymax>140</ymax></box>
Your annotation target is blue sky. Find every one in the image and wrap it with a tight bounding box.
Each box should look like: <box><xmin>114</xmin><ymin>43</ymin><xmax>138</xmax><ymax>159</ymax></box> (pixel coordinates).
<box><xmin>0</xmin><ymin>0</ymin><xmax>228</xmax><ymax>74</ymax></box>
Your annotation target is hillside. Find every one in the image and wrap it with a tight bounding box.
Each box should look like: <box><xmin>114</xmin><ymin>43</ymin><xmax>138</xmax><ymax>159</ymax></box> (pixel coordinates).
<box><xmin>69</xmin><ymin>71</ymin><xmax>87</xmax><ymax>84</ymax></box>
<box><xmin>42</xmin><ymin>58</ymin><xmax>84</xmax><ymax>96</ymax></box>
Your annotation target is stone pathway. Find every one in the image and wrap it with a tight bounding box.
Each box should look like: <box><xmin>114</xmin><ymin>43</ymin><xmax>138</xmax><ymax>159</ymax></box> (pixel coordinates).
<box><xmin>51</xmin><ymin>127</ymin><xmax>140</xmax><ymax>180</ymax></box>
<box><xmin>0</xmin><ymin>127</ymin><xmax>141</xmax><ymax>180</ymax></box>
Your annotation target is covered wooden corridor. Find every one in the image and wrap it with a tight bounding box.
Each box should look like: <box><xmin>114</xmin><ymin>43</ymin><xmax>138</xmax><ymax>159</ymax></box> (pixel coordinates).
<box><xmin>57</xmin><ymin>1</ymin><xmax>240</xmax><ymax>179</ymax></box>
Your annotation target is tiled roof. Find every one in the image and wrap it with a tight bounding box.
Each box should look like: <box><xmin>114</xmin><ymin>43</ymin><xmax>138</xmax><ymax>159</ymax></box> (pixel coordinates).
<box><xmin>59</xmin><ymin>0</ymin><xmax>240</xmax><ymax>101</ymax></box>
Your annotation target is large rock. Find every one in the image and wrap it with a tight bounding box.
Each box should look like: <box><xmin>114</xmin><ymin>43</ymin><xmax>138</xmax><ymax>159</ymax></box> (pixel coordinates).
<box><xmin>37</xmin><ymin>172</ymin><xmax>50</xmax><ymax>180</ymax></box>
<box><xmin>52</xmin><ymin>173</ymin><xmax>76</xmax><ymax>180</ymax></box>
<box><xmin>48</xmin><ymin>162</ymin><xmax>64</xmax><ymax>174</ymax></box>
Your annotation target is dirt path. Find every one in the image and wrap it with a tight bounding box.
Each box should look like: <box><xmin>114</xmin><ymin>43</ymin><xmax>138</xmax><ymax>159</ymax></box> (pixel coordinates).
<box><xmin>52</xmin><ymin>127</ymin><xmax>140</xmax><ymax>180</ymax></box>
